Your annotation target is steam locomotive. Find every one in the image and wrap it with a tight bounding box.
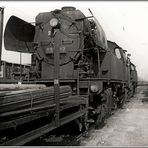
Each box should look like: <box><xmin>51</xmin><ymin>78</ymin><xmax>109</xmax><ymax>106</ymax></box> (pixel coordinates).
<box><xmin>1</xmin><ymin>6</ymin><xmax>137</xmax><ymax>145</ymax></box>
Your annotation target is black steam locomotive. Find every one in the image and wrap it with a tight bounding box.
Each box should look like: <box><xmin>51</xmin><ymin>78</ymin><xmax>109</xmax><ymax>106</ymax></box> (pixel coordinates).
<box><xmin>1</xmin><ymin>7</ymin><xmax>137</xmax><ymax>145</ymax></box>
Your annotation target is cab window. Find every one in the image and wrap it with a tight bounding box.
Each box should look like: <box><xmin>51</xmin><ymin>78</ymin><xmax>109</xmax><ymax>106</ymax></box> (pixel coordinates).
<box><xmin>115</xmin><ymin>48</ymin><xmax>122</xmax><ymax>59</ymax></box>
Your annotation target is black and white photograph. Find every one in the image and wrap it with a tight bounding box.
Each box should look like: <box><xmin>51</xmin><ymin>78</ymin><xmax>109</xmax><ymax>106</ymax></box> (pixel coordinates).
<box><xmin>0</xmin><ymin>1</ymin><xmax>147</xmax><ymax>146</ymax></box>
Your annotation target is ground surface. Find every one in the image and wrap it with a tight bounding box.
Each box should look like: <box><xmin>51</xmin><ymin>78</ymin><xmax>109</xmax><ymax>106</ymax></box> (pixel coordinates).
<box><xmin>80</xmin><ymin>86</ymin><xmax>148</xmax><ymax>146</ymax></box>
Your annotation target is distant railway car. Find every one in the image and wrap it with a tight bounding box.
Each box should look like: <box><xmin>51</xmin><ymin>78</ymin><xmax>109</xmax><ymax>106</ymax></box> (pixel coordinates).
<box><xmin>0</xmin><ymin>61</ymin><xmax>30</xmax><ymax>80</ymax></box>
<box><xmin>130</xmin><ymin>62</ymin><xmax>137</xmax><ymax>93</ymax></box>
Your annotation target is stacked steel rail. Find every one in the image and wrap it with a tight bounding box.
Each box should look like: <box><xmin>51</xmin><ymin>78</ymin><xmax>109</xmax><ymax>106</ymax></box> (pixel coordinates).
<box><xmin>0</xmin><ymin>86</ymin><xmax>72</xmax><ymax>118</ymax></box>
<box><xmin>0</xmin><ymin>85</ymin><xmax>88</xmax><ymax>145</ymax></box>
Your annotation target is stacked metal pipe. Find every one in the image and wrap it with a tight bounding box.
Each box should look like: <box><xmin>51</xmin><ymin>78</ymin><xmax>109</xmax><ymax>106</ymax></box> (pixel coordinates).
<box><xmin>0</xmin><ymin>84</ymin><xmax>47</xmax><ymax>91</ymax></box>
<box><xmin>0</xmin><ymin>85</ymin><xmax>72</xmax><ymax>118</ymax></box>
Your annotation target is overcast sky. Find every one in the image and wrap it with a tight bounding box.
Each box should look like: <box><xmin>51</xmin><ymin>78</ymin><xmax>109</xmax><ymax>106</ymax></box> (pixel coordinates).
<box><xmin>1</xmin><ymin>1</ymin><xmax>148</xmax><ymax>81</ymax></box>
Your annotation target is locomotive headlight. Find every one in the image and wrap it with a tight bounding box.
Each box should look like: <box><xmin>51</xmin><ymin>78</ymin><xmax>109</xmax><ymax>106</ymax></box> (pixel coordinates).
<box><xmin>50</xmin><ymin>18</ymin><xmax>59</xmax><ymax>27</ymax></box>
<box><xmin>90</xmin><ymin>82</ymin><xmax>103</xmax><ymax>94</ymax></box>
<box><xmin>90</xmin><ymin>84</ymin><xmax>99</xmax><ymax>93</ymax></box>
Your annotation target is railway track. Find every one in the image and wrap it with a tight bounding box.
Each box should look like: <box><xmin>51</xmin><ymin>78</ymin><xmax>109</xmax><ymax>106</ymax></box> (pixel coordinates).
<box><xmin>26</xmin><ymin>126</ymin><xmax>89</xmax><ymax>146</ymax></box>
<box><xmin>26</xmin><ymin>105</ymin><xmax>125</xmax><ymax>146</ymax></box>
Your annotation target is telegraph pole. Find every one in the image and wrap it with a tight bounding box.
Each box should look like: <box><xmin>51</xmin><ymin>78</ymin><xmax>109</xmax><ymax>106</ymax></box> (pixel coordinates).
<box><xmin>20</xmin><ymin>52</ymin><xmax>22</xmax><ymax>83</ymax></box>
<box><xmin>0</xmin><ymin>7</ymin><xmax>4</xmax><ymax>70</ymax></box>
